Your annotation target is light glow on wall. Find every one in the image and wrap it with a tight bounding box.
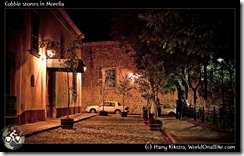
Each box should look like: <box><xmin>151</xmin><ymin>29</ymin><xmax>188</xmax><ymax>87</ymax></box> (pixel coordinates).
<box><xmin>39</xmin><ymin>53</ymin><xmax>46</xmax><ymax>62</ymax></box>
<box><xmin>83</xmin><ymin>66</ymin><xmax>87</xmax><ymax>72</ymax></box>
<box><xmin>128</xmin><ymin>72</ymin><xmax>139</xmax><ymax>83</ymax></box>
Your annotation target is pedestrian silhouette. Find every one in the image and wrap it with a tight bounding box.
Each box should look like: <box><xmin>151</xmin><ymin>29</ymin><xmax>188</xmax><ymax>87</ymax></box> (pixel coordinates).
<box><xmin>176</xmin><ymin>99</ymin><xmax>183</xmax><ymax>119</ymax></box>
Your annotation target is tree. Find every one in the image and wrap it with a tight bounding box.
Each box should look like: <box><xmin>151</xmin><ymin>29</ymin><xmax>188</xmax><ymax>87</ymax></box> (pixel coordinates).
<box><xmin>100</xmin><ymin>8</ymin><xmax>234</xmax><ymax>118</ymax></box>
<box><xmin>62</xmin><ymin>34</ymin><xmax>85</xmax><ymax>119</ymax></box>
<box><xmin>187</xmin><ymin>58</ymin><xmax>202</xmax><ymax>119</ymax></box>
<box><xmin>97</xmin><ymin>68</ymin><xmax>116</xmax><ymax>116</ymax></box>
<box><xmin>198</xmin><ymin>59</ymin><xmax>235</xmax><ymax>110</ymax></box>
<box><xmin>134</xmin><ymin>65</ymin><xmax>164</xmax><ymax>120</ymax></box>
<box><xmin>116</xmin><ymin>73</ymin><xmax>133</xmax><ymax>116</ymax></box>
<box><xmin>138</xmin><ymin>9</ymin><xmax>234</xmax><ymax>110</ymax></box>
<box><xmin>40</xmin><ymin>34</ymin><xmax>85</xmax><ymax>128</ymax></box>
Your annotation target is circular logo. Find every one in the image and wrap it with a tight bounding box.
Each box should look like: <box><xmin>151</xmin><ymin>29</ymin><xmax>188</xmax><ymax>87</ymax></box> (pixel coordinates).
<box><xmin>2</xmin><ymin>125</ymin><xmax>25</xmax><ymax>150</ymax></box>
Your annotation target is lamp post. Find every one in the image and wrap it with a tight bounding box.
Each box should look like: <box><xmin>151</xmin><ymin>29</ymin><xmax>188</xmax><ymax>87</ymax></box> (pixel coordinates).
<box><xmin>217</xmin><ymin>58</ymin><xmax>225</xmax><ymax>110</ymax></box>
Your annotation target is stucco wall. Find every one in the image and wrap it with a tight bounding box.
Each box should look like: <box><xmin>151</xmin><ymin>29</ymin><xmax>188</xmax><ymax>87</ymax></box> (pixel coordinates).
<box><xmin>6</xmin><ymin>9</ymin><xmax>83</xmax><ymax>124</ymax></box>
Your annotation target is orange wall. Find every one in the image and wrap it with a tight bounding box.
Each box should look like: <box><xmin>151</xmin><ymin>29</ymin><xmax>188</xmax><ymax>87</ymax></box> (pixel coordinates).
<box><xmin>80</xmin><ymin>41</ymin><xmax>200</xmax><ymax>114</ymax></box>
<box><xmin>6</xmin><ymin>9</ymin><xmax>83</xmax><ymax>123</ymax></box>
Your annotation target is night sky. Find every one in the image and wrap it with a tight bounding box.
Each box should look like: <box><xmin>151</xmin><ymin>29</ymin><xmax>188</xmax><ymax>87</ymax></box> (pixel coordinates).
<box><xmin>66</xmin><ymin>9</ymin><xmax>235</xmax><ymax>45</ymax></box>
<box><xmin>65</xmin><ymin>9</ymin><xmax>114</xmax><ymax>42</ymax></box>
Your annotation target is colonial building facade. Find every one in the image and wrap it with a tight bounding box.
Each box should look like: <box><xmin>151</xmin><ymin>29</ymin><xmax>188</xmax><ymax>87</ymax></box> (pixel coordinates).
<box><xmin>80</xmin><ymin>41</ymin><xmax>200</xmax><ymax>114</ymax></box>
<box><xmin>5</xmin><ymin>9</ymin><xmax>85</xmax><ymax>125</ymax></box>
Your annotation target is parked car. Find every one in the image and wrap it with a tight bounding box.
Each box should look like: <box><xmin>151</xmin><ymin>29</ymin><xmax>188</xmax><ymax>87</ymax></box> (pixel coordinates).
<box><xmin>85</xmin><ymin>101</ymin><xmax>129</xmax><ymax>114</ymax></box>
<box><xmin>160</xmin><ymin>104</ymin><xmax>176</xmax><ymax>116</ymax></box>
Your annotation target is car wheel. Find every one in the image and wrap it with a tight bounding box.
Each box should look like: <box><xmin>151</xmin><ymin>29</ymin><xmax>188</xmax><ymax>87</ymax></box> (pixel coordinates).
<box><xmin>90</xmin><ymin>109</ymin><xmax>96</xmax><ymax>113</ymax></box>
<box><xmin>114</xmin><ymin>110</ymin><xmax>121</xmax><ymax>115</ymax></box>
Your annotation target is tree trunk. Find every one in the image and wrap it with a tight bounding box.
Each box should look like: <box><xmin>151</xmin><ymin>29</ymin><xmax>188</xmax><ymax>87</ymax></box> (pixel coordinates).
<box><xmin>188</xmin><ymin>81</ymin><xmax>200</xmax><ymax>120</ymax></box>
<box><xmin>150</xmin><ymin>98</ymin><xmax>158</xmax><ymax>120</ymax></box>
<box><xmin>176</xmin><ymin>79</ymin><xmax>185</xmax><ymax>100</ymax></box>
<box><xmin>67</xmin><ymin>72</ymin><xmax>70</xmax><ymax>119</ymax></box>
<box><xmin>181</xmin><ymin>68</ymin><xmax>189</xmax><ymax>105</ymax></box>
<box><xmin>147</xmin><ymin>99</ymin><xmax>150</xmax><ymax>118</ymax></box>
<box><xmin>122</xmin><ymin>96</ymin><xmax>125</xmax><ymax>112</ymax></box>
<box><xmin>102</xmin><ymin>86</ymin><xmax>105</xmax><ymax>111</ymax></box>
<box><xmin>203</xmin><ymin>60</ymin><xmax>208</xmax><ymax>110</ymax></box>
<box><xmin>193</xmin><ymin>89</ymin><xmax>197</xmax><ymax>120</ymax></box>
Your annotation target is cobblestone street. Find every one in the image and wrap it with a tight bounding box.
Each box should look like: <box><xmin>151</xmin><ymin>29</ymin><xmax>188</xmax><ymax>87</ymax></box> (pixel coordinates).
<box><xmin>24</xmin><ymin>115</ymin><xmax>172</xmax><ymax>144</ymax></box>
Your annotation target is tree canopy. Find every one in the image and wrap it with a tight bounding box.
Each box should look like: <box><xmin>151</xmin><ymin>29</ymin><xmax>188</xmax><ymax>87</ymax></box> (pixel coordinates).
<box><xmin>96</xmin><ymin>8</ymin><xmax>235</xmax><ymax>111</ymax></box>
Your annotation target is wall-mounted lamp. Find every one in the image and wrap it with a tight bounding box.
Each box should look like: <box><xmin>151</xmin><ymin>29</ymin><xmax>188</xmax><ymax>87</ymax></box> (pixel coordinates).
<box><xmin>47</xmin><ymin>48</ymin><xmax>56</xmax><ymax>58</ymax></box>
<box><xmin>45</xmin><ymin>40</ymin><xmax>58</xmax><ymax>58</ymax></box>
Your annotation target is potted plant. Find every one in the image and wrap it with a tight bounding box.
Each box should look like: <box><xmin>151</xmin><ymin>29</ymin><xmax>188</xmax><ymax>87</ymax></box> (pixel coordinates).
<box><xmin>60</xmin><ymin>34</ymin><xmax>85</xmax><ymax>129</ymax></box>
<box><xmin>135</xmin><ymin>71</ymin><xmax>163</xmax><ymax>131</ymax></box>
<box><xmin>116</xmin><ymin>73</ymin><xmax>133</xmax><ymax>117</ymax></box>
<box><xmin>147</xmin><ymin>99</ymin><xmax>163</xmax><ymax>131</ymax></box>
<box><xmin>40</xmin><ymin>34</ymin><xmax>85</xmax><ymax>129</ymax></box>
<box><xmin>60</xmin><ymin>72</ymin><xmax>75</xmax><ymax>129</ymax></box>
<box><xmin>97</xmin><ymin>78</ymin><xmax>108</xmax><ymax>116</ymax></box>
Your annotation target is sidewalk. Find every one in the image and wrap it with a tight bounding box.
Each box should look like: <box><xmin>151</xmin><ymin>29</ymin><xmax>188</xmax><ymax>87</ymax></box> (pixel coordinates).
<box><xmin>18</xmin><ymin>113</ymin><xmax>96</xmax><ymax>137</ymax></box>
<box><xmin>160</xmin><ymin>116</ymin><xmax>235</xmax><ymax>144</ymax></box>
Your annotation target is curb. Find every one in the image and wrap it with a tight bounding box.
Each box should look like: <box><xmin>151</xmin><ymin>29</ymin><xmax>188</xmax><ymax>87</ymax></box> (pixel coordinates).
<box><xmin>25</xmin><ymin>125</ymin><xmax>60</xmax><ymax>138</ymax></box>
<box><xmin>162</xmin><ymin>127</ymin><xmax>177</xmax><ymax>144</ymax></box>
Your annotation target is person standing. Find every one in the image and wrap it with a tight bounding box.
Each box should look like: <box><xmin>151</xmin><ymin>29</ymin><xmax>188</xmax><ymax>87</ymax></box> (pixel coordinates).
<box><xmin>176</xmin><ymin>99</ymin><xmax>183</xmax><ymax>119</ymax></box>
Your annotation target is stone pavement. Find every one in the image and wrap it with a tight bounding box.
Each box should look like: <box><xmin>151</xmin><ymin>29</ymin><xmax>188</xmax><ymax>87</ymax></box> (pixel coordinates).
<box><xmin>160</xmin><ymin>116</ymin><xmax>235</xmax><ymax>144</ymax></box>
<box><xmin>17</xmin><ymin>113</ymin><xmax>235</xmax><ymax>144</ymax></box>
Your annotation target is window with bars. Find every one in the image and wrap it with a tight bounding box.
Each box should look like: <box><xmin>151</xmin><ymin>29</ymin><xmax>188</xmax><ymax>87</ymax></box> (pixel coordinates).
<box><xmin>98</xmin><ymin>67</ymin><xmax>116</xmax><ymax>88</ymax></box>
<box><xmin>104</xmin><ymin>68</ymin><xmax>116</xmax><ymax>88</ymax></box>
<box><xmin>30</xmin><ymin>10</ymin><xmax>40</xmax><ymax>58</ymax></box>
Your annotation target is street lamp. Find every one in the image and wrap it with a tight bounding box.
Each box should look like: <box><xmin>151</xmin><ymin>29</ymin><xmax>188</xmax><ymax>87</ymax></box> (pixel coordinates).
<box><xmin>217</xmin><ymin>58</ymin><xmax>224</xmax><ymax>63</ymax></box>
<box><xmin>217</xmin><ymin>58</ymin><xmax>225</xmax><ymax>110</ymax></box>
